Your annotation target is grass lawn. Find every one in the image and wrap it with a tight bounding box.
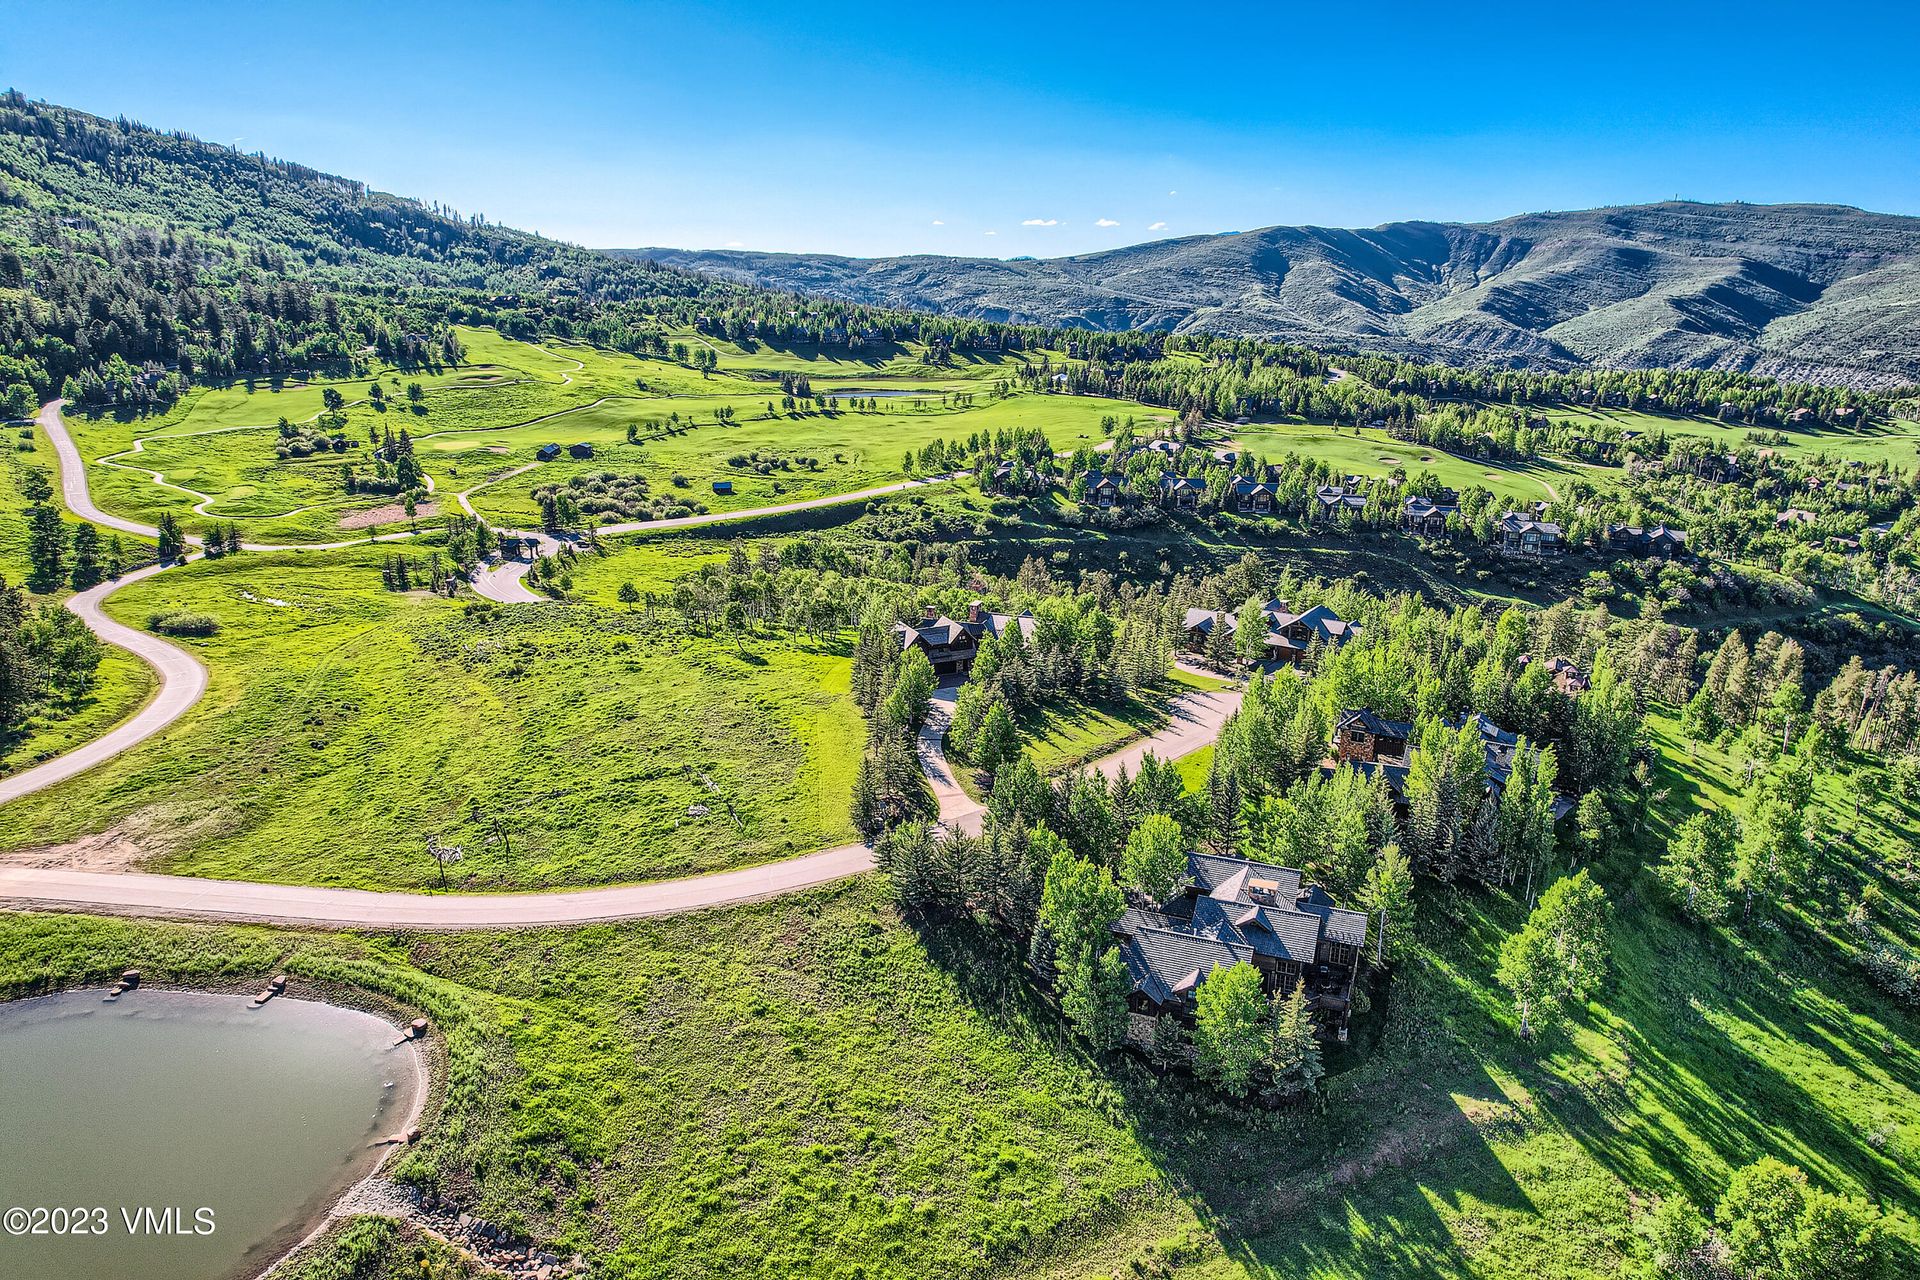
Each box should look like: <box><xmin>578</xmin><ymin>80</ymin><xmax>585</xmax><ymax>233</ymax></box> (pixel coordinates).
<box><xmin>10</xmin><ymin>709</ymin><xmax>1920</xmax><ymax>1277</ymax></box>
<box><xmin>1230</xmin><ymin>422</ymin><xmax>1595</xmax><ymax>504</ymax></box>
<box><xmin>0</xmin><ymin>546</ymin><xmax>864</xmax><ymax>889</ymax></box>
<box><xmin>1016</xmin><ymin>690</ymin><xmax>1172</xmax><ymax>775</ymax></box>
<box><xmin>1174</xmin><ymin>744</ymin><xmax>1213</xmax><ymax>792</ymax></box>
<box><xmin>0</xmin><ymin>647</ymin><xmax>155</xmax><ymax>777</ymax></box>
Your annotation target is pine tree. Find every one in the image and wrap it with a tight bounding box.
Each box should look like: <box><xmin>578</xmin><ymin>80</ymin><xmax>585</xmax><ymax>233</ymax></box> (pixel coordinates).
<box><xmin>1264</xmin><ymin>983</ymin><xmax>1324</xmax><ymax>1096</ymax></box>
<box><xmin>68</xmin><ymin>522</ymin><xmax>102</xmax><ymax>590</ymax></box>
<box><xmin>976</xmin><ymin>702</ymin><xmax>1021</xmax><ymax>782</ymax></box>
<box><xmin>25</xmin><ymin>504</ymin><xmax>64</xmax><ymax>591</ymax></box>
<box><xmin>155</xmin><ymin>511</ymin><xmax>186</xmax><ymax>564</ymax></box>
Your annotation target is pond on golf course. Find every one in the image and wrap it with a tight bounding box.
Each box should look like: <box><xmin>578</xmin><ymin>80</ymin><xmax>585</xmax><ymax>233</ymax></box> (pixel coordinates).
<box><xmin>0</xmin><ymin>988</ymin><xmax>425</xmax><ymax>1280</ymax></box>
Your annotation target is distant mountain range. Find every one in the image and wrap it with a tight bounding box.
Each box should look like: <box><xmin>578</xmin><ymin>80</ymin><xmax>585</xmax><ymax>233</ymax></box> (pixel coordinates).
<box><xmin>617</xmin><ymin>203</ymin><xmax>1920</xmax><ymax>389</ymax></box>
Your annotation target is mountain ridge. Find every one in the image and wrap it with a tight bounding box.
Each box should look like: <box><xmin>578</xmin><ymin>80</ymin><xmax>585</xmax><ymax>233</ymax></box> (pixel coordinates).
<box><xmin>614</xmin><ymin>202</ymin><xmax>1920</xmax><ymax>389</ymax></box>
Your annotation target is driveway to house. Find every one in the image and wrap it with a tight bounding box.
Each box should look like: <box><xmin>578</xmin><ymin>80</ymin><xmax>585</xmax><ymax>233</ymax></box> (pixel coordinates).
<box><xmin>0</xmin><ymin>676</ymin><xmax>1242</xmax><ymax>928</ymax></box>
<box><xmin>921</xmin><ymin>687</ymin><xmax>986</xmax><ymax>836</ymax></box>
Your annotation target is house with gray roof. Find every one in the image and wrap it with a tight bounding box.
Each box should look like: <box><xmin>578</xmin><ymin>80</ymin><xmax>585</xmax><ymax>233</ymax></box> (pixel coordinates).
<box><xmin>893</xmin><ymin>602</ymin><xmax>1038</xmax><ymax>678</ymax></box>
<box><xmin>1494</xmin><ymin>512</ymin><xmax>1563</xmax><ymax>556</ymax></box>
<box><xmin>1111</xmin><ymin>851</ymin><xmax>1371</xmax><ymax>1040</ymax></box>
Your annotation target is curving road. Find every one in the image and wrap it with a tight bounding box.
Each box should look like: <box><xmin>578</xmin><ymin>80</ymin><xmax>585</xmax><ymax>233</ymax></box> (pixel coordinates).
<box><xmin>466</xmin><ymin>472</ymin><xmax>970</xmax><ymax>605</ymax></box>
<box><xmin>4</xmin><ymin>398</ymin><xmax>1243</xmax><ymax>928</ymax></box>
<box><xmin>0</xmin><ymin>557</ymin><xmax>210</xmax><ymax>805</ymax></box>
<box><xmin>0</xmin><ymin>679</ymin><xmax>1240</xmax><ymax>928</ymax></box>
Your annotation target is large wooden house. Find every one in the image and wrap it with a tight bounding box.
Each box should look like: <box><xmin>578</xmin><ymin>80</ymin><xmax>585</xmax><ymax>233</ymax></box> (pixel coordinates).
<box><xmin>893</xmin><ymin>602</ymin><xmax>1038</xmax><ymax>678</ymax></box>
<box><xmin>1179</xmin><ymin>601</ymin><xmax>1361</xmax><ymax>664</ymax></box>
<box><xmin>1605</xmin><ymin>523</ymin><xmax>1689</xmax><ymax>559</ymax></box>
<box><xmin>1259</xmin><ymin>601</ymin><xmax>1361</xmax><ymax>663</ymax></box>
<box><xmin>1231</xmin><ymin>474</ymin><xmax>1278</xmax><ymax>514</ymax></box>
<box><xmin>1111</xmin><ymin>852</ymin><xmax>1372</xmax><ymax>1040</ymax></box>
<box><xmin>1493</xmin><ymin>512</ymin><xmax>1562</xmax><ymax>557</ymax></box>
<box><xmin>1314</xmin><ymin>484</ymin><xmax>1368</xmax><ymax>519</ymax></box>
<box><xmin>1326</xmin><ymin>708</ymin><xmax>1574</xmax><ymax>821</ymax></box>
<box><xmin>1081</xmin><ymin>471</ymin><xmax>1124</xmax><ymax>508</ymax></box>
<box><xmin>1159</xmin><ymin>472</ymin><xmax>1205</xmax><ymax>511</ymax></box>
<box><xmin>1402</xmin><ymin>494</ymin><xmax>1457</xmax><ymax>537</ymax></box>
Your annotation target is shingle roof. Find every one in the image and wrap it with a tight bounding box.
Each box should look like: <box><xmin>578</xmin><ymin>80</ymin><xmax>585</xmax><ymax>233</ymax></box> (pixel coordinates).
<box><xmin>1190</xmin><ymin>852</ymin><xmax>1301</xmax><ymax>902</ymax></box>
<box><xmin>1191</xmin><ymin>894</ymin><xmax>1323</xmax><ymax>962</ymax></box>
<box><xmin>1333</xmin><ymin>757</ymin><xmax>1413</xmax><ymax>796</ymax></box>
<box><xmin>1182</xmin><ymin>607</ymin><xmax>1234</xmax><ymax>636</ymax></box>
<box><xmin>1297</xmin><ymin>886</ymin><xmax>1369</xmax><ymax>947</ymax></box>
<box><xmin>1120</xmin><ymin>927</ymin><xmax>1253</xmax><ymax>1006</ymax></box>
<box><xmin>1339</xmin><ymin>708</ymin><xmax>1413</xmax><ymax>739</ymax></box>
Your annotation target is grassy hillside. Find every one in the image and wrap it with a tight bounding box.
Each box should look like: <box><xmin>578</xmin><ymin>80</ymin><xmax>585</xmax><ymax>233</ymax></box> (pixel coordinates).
<box><xmin>13</xmin><ymin>705</ymin><xmax>1920</xmax><ymax>1280</ymax></box>
<box><xmin>0</xmin><ymin>545</ymin><xmax>863</xmax><ymax>889</ymax></box>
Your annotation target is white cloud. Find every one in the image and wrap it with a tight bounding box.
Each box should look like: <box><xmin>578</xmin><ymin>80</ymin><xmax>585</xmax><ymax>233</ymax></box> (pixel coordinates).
<box><xmin>724</xmin><ymin>240</ymin><xmax>745</xmax><ymax>248</ymax></box>
<box><xmin>931</xmin><ymin>219</ymin><xmax>945</xmax><ymax>225</ymax></box>
<box><xmin>1021</xmin><ymin>218</ymin><xmax>1058</xmax><ymax>226</ymax></box>
<box><xmin>984</xmin><ymin>230</ymin><xmax>997</xmax><ymax>236</ymax></box>
<box><xmin>1095</xmin><ymin>218</ymin><xmax>1119</xmax><ymax>227</ymax></box>
<box><xmin>1148</xmin><ymin>221</ymin><xmax>1167</xmax><ymax>231</ymax></box>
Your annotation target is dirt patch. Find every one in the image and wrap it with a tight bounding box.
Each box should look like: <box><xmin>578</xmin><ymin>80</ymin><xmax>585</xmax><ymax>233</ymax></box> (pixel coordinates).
<box><xmin>1377</xmin><ymin>456</ymin><xmax>1402</xmax><ymax>464</ymax></box>
<box><xmin>340</xmin><ymin>501</ymin><xmax>438</xmax><ymax>530</ymax></box>
<box><xmin>0</xmin><ymin>826</ymin><xmax>149</xmax><ymax>872</ymax></box>
<box><xmin>1485</xmin><ymin>472</ymin><xmax>1503</xmax><ymax>480</ymax></box>
<box><xmin>0</xmin><ymin>804</ymin><xmax>236</xmax><ymax>873</ymax></box>
<box><xmin>482</xmin><ymin>445</ymin><xmax>511</xmax><ymax>455</ymax></box>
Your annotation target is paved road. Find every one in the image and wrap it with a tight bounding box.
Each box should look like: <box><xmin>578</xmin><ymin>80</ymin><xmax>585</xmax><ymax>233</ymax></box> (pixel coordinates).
<box><xmin>0</xmin><ymin>558</ymin><xmax>209</xmax><ymax>804</ymax></box>
<box><xmin>0</xmin><ymin>678</ymin><xmax>1241</xmax><ymax>928</ymax></box>
<box><xmin>920</xmin><ymin>689</ymin><xmax>986</xmax><ymax>836</ymax></box>
<box><xmin>39</xmin><ymin>399</ymin><xmax>177</xmax><ymax>540</ymax></box>
<box><xmin>6</xmin><ymin>399</ymin><xmax>1244</xmax><ymax>928</ymax></box>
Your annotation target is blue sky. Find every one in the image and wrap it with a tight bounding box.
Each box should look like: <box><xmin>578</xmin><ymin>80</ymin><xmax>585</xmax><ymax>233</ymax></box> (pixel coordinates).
<box><xmin>6</xmin><ymin>0</ymin><xmax>1917</xmax><ymax>258</ymax></box>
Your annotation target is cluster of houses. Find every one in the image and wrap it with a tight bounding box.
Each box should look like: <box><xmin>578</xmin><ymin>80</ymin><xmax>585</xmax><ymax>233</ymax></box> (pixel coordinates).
<box><xmin>1101</xmin><ymin>678</ymin><xmax>1592</xmax><ymax>1043</ymax></box>
<box><xmin>1180</xmin><ymin>600</ymin><xmax>1360</xmax><ymax>665</ymax></box>
<box><xmin>1111</xmin><ymin>852</ymin><xmax>1372</xmax><ymax>1041</ymax></box>
<box><xmin>1073</xmin><ymin>452</ymin><xmax>1692</xmax><ymax>564</ymax></box>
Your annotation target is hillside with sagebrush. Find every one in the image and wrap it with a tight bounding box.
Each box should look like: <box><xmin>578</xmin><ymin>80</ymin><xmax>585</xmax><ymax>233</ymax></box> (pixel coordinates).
<box><xmin>622</xmin><ymin>203</ymin><xmax>1920</xmax><ymax>389</ymax></box>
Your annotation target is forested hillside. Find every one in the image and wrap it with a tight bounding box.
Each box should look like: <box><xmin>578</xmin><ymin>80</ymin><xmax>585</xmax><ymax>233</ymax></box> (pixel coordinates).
<box><xmin>624</xmin><ymin>203</ymin><xmax>1920</xmax><ymax>390</ymax></box>
<box><xmin>0</xmin><ymin>94</ymin><xmax>1905</xmax><ymax>439</ymax></box>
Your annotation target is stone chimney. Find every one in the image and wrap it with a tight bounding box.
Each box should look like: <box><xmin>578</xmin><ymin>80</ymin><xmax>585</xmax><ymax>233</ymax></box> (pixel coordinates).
<box><xmin>923</xmin><ymin>605</ymin><xmax>938</xmax><ymax>621</ymax></box>
<box><xmin>968</xmin><ymin>601</ymin><xmax>983</xmax><ymax>624</ymax></box>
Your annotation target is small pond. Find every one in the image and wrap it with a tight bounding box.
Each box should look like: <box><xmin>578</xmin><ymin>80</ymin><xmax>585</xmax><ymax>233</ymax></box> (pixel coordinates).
<box><xmin>0</xmin><ymin>989</ymin><xmax>424</xmax><ymax>1280</ymax></box>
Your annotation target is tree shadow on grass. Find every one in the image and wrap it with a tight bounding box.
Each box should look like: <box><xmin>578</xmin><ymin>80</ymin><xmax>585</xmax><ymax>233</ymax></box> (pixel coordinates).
<box><xmin>903</xmin><ymin>907</ymin><xmax>1539</xmax><ymax>1278</ymax></box>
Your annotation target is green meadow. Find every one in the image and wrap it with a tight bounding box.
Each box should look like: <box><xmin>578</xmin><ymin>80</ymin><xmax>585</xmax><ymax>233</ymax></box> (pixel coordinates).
<box><xmin>1230</xmin><ymin>421</ymin><xmax>1591</xmax><ymax>504</ymax></box>
<box><xmin>57</xmin><ymin>327</ymin><xmax>1147</xmax><ymax>542</ymax></box>
<box><xmin>0</xmin><ymin>545</ymin><xmax>863</xmax><ymax>889</ymax></box>
<box><xmin>12</xmin><ymin>709</ymin><xmax>1920</xmax><ymax>1279</ymax></box>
